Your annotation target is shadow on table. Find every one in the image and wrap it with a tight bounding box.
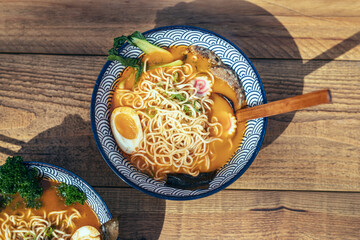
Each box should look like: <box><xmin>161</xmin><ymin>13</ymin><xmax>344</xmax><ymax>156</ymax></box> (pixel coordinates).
<box><xmin>1</xmin><ymin>1</ymin><xmax>359</xmax><ymax>239</ymax></box>
<box><xmin>155</xmin><ymin>0</ymin><xmax>360</xmax><ymax>149</ymax></box>
<box><xmin>0</xmin><ymin>114</ymin><xmax>166</xmax><ymax>240</ymax></box>
<box><xmin>119</xmin><ymin>193</ymin><xmax>165</xmax><ymax>240</ymax></box>
<box><xmin>100</xmin><ymin>187</ymin><xmax>166</xmax><ymax>240</ymax></box>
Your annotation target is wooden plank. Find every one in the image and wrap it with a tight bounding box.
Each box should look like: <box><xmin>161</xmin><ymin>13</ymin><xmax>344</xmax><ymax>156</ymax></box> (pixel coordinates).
<box><xmin>96</xmin><ymin>187</ymin><xmax>360</xmax><ymax>240</ymax></box>
<box><xmin>232</xmin><ymin>58</ymin><xmax>360</xmax><ymax>191</ymax></box>
<box><xmin>0</xmin><ymin>54</ymin><xmax>359</xmax><ymax>191</ymax></box>
<box><xmin>0</xmin><ymin>0</ymin><xmax>359</xmax><ymax>60</ymax></box>
<box><xmin>0</xmin><ymin>54</ymin><xmax>122</xmax><ymax>186</ymax></box>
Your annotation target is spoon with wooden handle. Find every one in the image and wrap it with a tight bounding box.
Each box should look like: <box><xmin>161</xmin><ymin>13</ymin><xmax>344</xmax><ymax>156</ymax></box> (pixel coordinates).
<box><xmin>218</xmin><ymin>89</ymin><xmax>332</xmax><ymax>122</ymax></box>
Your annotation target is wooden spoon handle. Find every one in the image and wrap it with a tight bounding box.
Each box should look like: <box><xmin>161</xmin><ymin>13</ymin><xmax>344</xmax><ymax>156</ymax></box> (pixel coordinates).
<box><xmin>236</xmin><ymin>89</ymin><xmax>332</xmax><ymax>122</ymax></box>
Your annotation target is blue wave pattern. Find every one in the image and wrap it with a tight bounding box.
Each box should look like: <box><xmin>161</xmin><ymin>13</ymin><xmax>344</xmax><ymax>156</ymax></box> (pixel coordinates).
<box><xmin>94</xmin><ymin>27</ymin><xmax>265</xmax><ymax>198</ymax></box>
<box><xmin>26</xmin><ymin>163</ymin><xmax>112</xmax><ymax>224</ymax></box>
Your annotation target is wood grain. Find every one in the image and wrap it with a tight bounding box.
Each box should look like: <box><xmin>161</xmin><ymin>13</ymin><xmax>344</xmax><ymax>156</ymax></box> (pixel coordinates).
<box><xmin>0</xmin><ymin>1</ymin><xmax>359</xmax><ymax>239</ymax></box>
<box><xmin>96</xmin><ymin>187</ymin><xmax>360</xmax><ymax>240</ymax></box>
<box><xmin>0</xmin><ymin>54</ymin><xmax>359</xmax><ymax>191</ymax></box>
<box><xmin>0</xmin><ymin>0</ymin><xmax>359</xmax><ymax>60</ymax></box>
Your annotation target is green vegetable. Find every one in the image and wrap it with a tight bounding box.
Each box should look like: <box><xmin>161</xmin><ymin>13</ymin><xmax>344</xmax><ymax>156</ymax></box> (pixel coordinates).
<box><xmin>171</xmin><ymin>93</ymin><xmax>186</xmax><ymax>102</ymax></box>
<box><xmin>173</xmin><ymin>72</ymin><xmax>179</xmax><ymax>83</ymax></box>
<box><xmin>108</xmin><ymin>31</ymin><xmax>175</xmax><ymax>85</ymax></box>
<box><xmin>124</xmin><ymin>31</ymin><xmax>173</xmax><ymax>61</ymax></box>
<box><xmin>0</xmin><ymin>156</ymin><xmax>42</xmax><ymax>209</ymax></box>
<box><xmin>0</xmin><ymin>194</ymin><xmax>13</xmax><ymax>210</ymax></box>
<box><xmin>145</xmin><ymin>107</ymin><xmax>157</xmax><ymax>118</ymax></box>
<box><xmin>183</xmin><ymin>105</ymin><xmax>192</xmax><ymax>116</ymax></box>
<box><xmin>135</xmin><ymin>60</ymin><xmax>144</xmax><ymax>85</ymax></box>
<box><xmin>45</xmin><ymin>226</ymin><xmax>54</xmax><ymax>237</ymax></box>
<box><xmin>108</xmin><ymin>34</ymin><xmax>145</xmax><ymax>85</ymax></box>
<box><xmin>24</xmin><ymin>232</ymin><xmax>36</xmax><ymax>239</ymax></box>
<box><xmin>192</xmin><ymin>100</ymin><xmax>202</xmax><ymax>113</ymax></box>
<box><xmin>148</xmin><ymin>60</ymin><xmax>183</xmax><ymax>71</ymax></box>
<box><xmin>57</xmin><ymin>183</ymin><xmax>87</xmax><ymax>206</ymax></box>
<box><xmin>107</xmin><ymin>54</ymin><xmax>140</xmax><ymax>68</ymax></box>
<box><xmin>107</xmin><ymin>53</ymin><xmax>144</xmax><ymax>85</ymax></box>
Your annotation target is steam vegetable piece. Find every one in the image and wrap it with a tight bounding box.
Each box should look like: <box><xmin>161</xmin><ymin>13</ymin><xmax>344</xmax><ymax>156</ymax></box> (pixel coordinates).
<box><xmin>126</xmin><ymin>31</ymin><xmax>174</xmax><ymax>63</ymax></box>
<box><xmin>148</xmin><ymin>59</ymin><xmax>183</xmax><ymax>70</ymax></box>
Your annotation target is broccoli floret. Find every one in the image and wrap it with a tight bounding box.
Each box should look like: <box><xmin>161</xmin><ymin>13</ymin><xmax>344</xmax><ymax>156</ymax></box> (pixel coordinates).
<box><xmin>0</xmin><ymin>156</ymin><xmax>43</xmax><ymax>209</ymax></box>
<box><xmin>57</xmin><ymin>183</ymin><xmax>87</xmax><ymax>206</ymax></box>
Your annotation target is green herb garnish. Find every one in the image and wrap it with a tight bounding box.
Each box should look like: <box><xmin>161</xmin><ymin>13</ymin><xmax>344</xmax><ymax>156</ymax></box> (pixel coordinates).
<box><xmin>0</xmin><ymin>156</ymin><xmax>43</xmax><ymax>209</ymax></box>
<box><xmin>145</xmin><ymin>107</ymin><xmax>157</xmax><ymax>118</ymax></box>
<box><xmin>57</xmin><ymin>183</ymin><xmax>87</xmax><ymax>206</ymax></box>
<box><xmin>192</xmin><ymin>100</ymin><xmax>202</xmax><ymax>113</ymax></box>
<box><xmin>183</xmin><ymin>105</ymin><xmax>192</xmax><ymax>116</ymax></box>
<box><xmin>45</xmin><ymin>226</ymin><xmax>54</xmax><ymax>237</ymax></box>
<box><xmin>173</xmin><ymin>72</ymin><xmax>179</xmax><ymax>83</ymax></box>
<box><xmin>0</xmin><ymin>194</ymin><xmax>13</xmax><ymax>210</ymax></box>
<box><xmin>171</xmin><ymin>93</ymin><xmax>186</xmax><ymax>102</ymax></box>
<box><xmin>24</xmin><ymin>232</ymin><xmax>36</xmax><ymax>239</ymax></box>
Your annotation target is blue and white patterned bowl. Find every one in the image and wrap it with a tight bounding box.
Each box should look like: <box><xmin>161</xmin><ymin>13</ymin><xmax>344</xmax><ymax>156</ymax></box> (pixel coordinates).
<box><xmin>25</xmin><ymin>162</ymin><xmax>112</xmax><ymax>224</ymax></box>
<box><xmin>91</xmin><ymin>26</ymin><xmax>267</xmax><ymax>200</ymax></box>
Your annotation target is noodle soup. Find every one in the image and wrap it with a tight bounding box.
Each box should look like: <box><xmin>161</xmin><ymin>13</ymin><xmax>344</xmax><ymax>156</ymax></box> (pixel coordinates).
<box><xmin>0</xmin><ymin>179</ymin><xmax>101</xmax><ymax>239</ymax></box>
<box><xmin>0</xmin><ymin>158</ymin><xmax>111</xmax><ymax>239</ymax></box>
<box><xmin>110</xmin><ymin>44</ymin><xmax>246</xmax><ymax>181</ymax></box>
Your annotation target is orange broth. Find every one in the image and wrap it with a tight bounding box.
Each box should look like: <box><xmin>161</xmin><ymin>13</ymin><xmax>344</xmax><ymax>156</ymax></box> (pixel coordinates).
<box><xmin>0</xmin><ymin>179</ymin><xmax>100</xmax><ymax>236</ymax></box>
<box><xmin>111</xmin><ymin>45</ymin><xmax>246</xmax><ymax>176</ymax></box>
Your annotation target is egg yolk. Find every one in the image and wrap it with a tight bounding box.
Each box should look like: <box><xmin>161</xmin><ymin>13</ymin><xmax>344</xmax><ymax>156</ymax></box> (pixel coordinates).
<box><xmin>114</xmin><ymin>113</ymin><xmax>138</xmax><ymax>139</ymax></box>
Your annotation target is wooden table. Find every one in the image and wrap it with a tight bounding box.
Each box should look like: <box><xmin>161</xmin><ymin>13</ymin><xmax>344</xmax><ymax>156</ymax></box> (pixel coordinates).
<box><xmin>1</xmin><ymin>0</ymin><xmax>359</xmax><ymax>239</ymax></box>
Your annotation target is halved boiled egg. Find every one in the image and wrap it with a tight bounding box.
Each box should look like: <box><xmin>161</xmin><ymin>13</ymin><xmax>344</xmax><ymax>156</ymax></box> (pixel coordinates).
<box><xmin>110</xmin><ymin>107</ymin><xmax>143</xmax><ymax>154</ymax></box>
<box><xmin>71</xmin><ymin>226</ymin><xmax>101</xmax><ymax>240</ymax></box>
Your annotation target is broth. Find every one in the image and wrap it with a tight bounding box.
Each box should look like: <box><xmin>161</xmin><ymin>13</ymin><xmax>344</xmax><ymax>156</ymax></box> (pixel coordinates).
<box><xmin>110</xmin><ymin>45</ymin><xmax>246</xmax><ymax>179</ymax></box>
<box><xmin>0</xmin><ymin>179</ymin><xmax>100</xmax><ymax>238</ymax></box>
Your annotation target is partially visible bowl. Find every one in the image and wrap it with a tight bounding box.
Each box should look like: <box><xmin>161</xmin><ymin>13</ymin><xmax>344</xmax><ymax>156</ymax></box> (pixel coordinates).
<box><xmin>25</xmin><ymin>161</ymin><xmax>112</xmax><ymax>224</ymax></box>
<box><xmin>91</xmin><ymin>25</ymin><xmax>267</xmax><ymax>200</ymax></box>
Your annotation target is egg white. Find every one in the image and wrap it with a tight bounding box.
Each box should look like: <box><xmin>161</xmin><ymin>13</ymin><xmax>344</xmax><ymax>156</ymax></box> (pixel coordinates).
<box><xmin>71</xmin><ymin>226</ymin><xmax>101</xmax><ymax>240</ymax></box>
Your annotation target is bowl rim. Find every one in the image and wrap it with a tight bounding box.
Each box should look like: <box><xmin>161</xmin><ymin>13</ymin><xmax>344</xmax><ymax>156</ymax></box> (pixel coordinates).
<box><xmin>25</xmin><ymin>161</ymin><xmax>112</xmax><ymax>220</ymax></box>
<box><xmin>91</xmin><ymin>25</ymin><xmax>267</xmax><ymax>200</ymax></box>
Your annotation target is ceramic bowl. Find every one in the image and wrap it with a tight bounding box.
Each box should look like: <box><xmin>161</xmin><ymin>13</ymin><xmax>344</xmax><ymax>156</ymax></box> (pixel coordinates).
<box><xmin>25</xmin><ymin>161</ymin><xmax>112</xmax><ymax>223</ymax></box>
<box><xmin>91</xmin><ymin>25</ymin><xmax>267</xmax><ymax>200</ymax></box>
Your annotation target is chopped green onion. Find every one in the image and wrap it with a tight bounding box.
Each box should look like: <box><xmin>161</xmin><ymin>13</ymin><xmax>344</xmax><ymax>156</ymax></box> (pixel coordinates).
<box><xmin>45</xmin><ymin>226</ymin><xmax>54</xmax><ymax>237</ymax></box>
<box><xmin>173</xmin><ymin>72</ymin><xmax>179</xmax><ymax>83</ymax></box>
<box><xmin>183</xmin><ymin>105</ymin><xmax>192</xmax><ymax>117</ymax></box>
<box><xmin>171</xmin><ymin>93</ymin><xmax>186</xmax><ymax>102</ymax></box>
<box><xmin>145</xmin><ymin>107</ymin><xmax>157</xmax><ymax>118</ymax></box>
<box><xmin>192</xmin><ymin>100</ymin><xmax>202</xmax><ymax>113</ymax></box>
